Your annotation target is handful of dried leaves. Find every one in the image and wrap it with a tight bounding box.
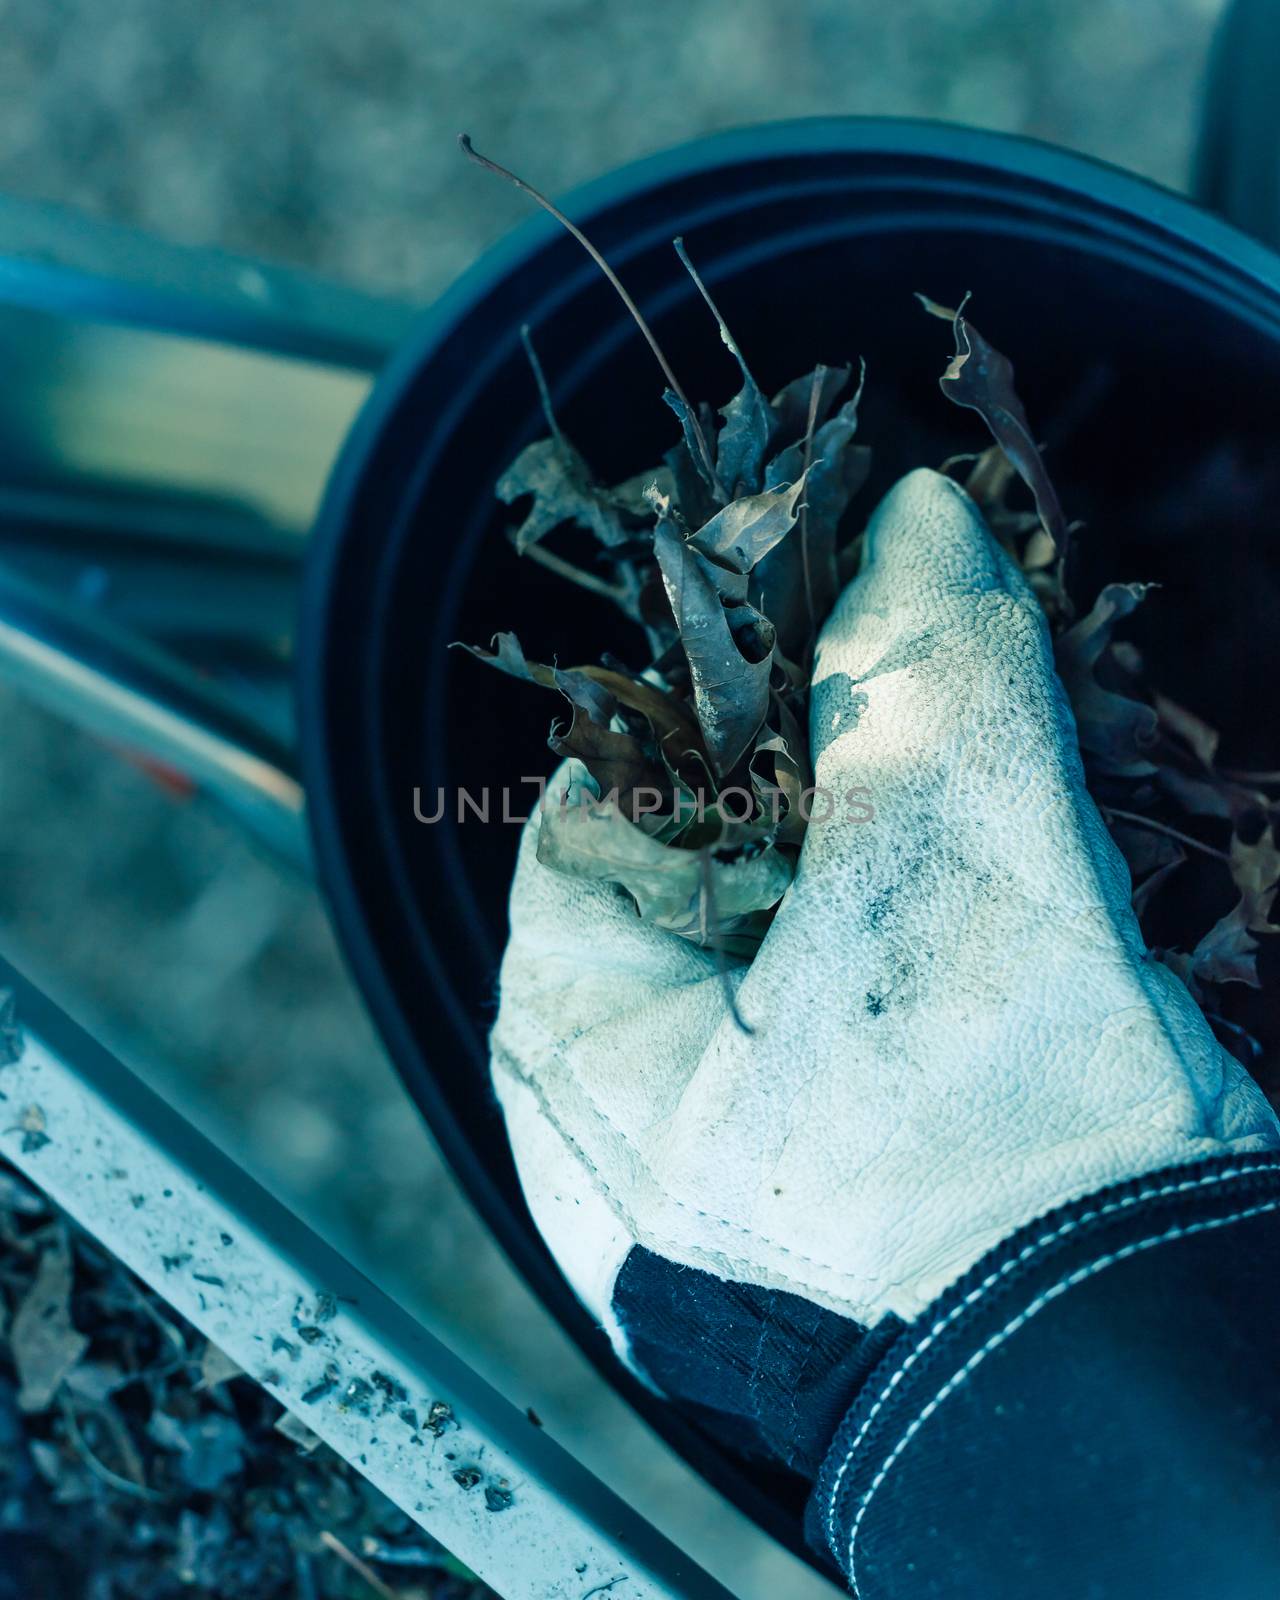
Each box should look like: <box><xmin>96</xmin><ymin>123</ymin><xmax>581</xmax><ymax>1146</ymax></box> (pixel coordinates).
<box><xmin>458</xmin><ymin>140</ymin><xmax>1280</xmax><ymax>1081</ymax></box>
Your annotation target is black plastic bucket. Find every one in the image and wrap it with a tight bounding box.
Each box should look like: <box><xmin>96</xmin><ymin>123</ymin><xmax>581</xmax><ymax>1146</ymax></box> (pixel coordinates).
<box><xmin>300</xmin><ymin>117</ymin><xmax>1280</xmax><ymax>1544</ymax></box>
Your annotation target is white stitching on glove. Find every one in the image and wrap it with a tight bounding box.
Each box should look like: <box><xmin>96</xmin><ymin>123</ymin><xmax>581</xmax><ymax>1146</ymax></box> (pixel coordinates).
<box><xmin>491</xmin><ymin>467</ymin><xmax>1280</xmax><ymax>1342</ymax></box>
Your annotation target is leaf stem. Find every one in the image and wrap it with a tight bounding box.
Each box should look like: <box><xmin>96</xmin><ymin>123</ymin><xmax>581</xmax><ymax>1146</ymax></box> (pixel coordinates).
<box><xmin>319</xmin><ymin>1532</ymin><xmax>401</xmax><ymax>1600</ymax></box>
<box><xmin>516</xmin><ymin>537</ymin><xmax>640</xmax><ymax>617</ymax></box>
<box><xmin>1221</xmin><ymin>767</ymin><xmax>1280</xmax><ymax>787</ymax></box>
<box><xmin>798</xmin><ymin>364</ymin><xmax>824</xmax><ymax>659</ymax></box>
<box><xmin>459</xmin><ymin>136</ymin><xmax>717</xmax><ymax>488</ymax></box>
<box><xmin>519</xmin><ymin>324</ymin><xmax>568</xmax><ymax>453</ymax></box>
<box><xmin>672</xmin><ymin>238</ymin><xmax>751</xmax><ymax>375</ymax></box>
<box><xmin>1101</xmin><ymin>806</ymin><xmax>1231</xmax><ymax>863</ymax></box>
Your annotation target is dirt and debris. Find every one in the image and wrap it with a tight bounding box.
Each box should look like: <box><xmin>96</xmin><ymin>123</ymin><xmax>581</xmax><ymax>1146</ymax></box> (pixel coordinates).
<box><xmin>10</xmin><ymin>1104</ymin><xmax>50</xmax><ymax>1155</ymax></box>
<box><xmin>0</xmin><ymin>1159</ymin><xmax>496</xmax><ymax>1600</ymax></box>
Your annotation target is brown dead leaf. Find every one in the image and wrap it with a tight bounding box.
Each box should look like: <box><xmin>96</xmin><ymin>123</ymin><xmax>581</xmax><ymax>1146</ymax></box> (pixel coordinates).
<box><xmin>653</xmin><ymin>505</ymin><xmax>775</xmax><ymax>778</ymax></box>
<box><xmin>1155</xmin><ymin>693</ymin><xmax>1221</xmax><ymax>770</ymax></box>
<box><xmin>918</xmin><ymin>294</ymin><xmax>1069</xmax><ymax>559</ymax></box>
<box><xmin>12</xmin><ymin>1232</ymin><xmax>89</xmax><ymax>1412</ymax></box>
<box><xmin>1054</xmin><ymin>584</ymin><xmax>1159</xmax><ymax>774</ymax></box>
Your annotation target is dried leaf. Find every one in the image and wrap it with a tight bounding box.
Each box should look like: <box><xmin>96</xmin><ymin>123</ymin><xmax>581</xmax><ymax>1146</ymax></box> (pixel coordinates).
<box><xmin>770</xmin><ymin>363</ymin><xmax>852</xmax><ymax>441</ymax></box>
<box><xmin>1154</xmin><ymin>766</ymin><xmax>1236</xmax><ymax>820</ymax></box>
<box><xmin>717</xmin><ymin>372</ymin><xmax>777</xmax><ymax>501</ymax></box>
<box><xmin>1191</xmin><ymin>899</ymin><xmax>1264</xmax><ymax>988</ymax></box>
<box><xmin>763</xmin><ymin>369</ymin><xmax>871</xmax><ymax>639</ymax></box>
<box><xmin>764</xmin><ymin>361</ymin><xmax>868</xmax><ymax>526</ymax></box>
<box><xmin>1154</xmin><ymin>693</ymin><xmax>1221</xmax><ymax>770</ymax></box>
<box><xmin>458</xmin><ymin>634</ymin><xmax>707</xmax><ymax>778</ymax></box>
<box><xmin>653</xmin><ymin>510</ymin><xmax>775</xmax><ymax>777</ymax></box>
<box><xmin>663</xmin><ymin>389</ymin><xmax>722</xmax><ymax>519</ymax></box>
<box><xmin>12</xmin><ymin>1235</ymin><xmax>88</xmax><ymax>1412</ymax></box>
<box><xmin>274</xmin><ymin>1410</ymin><xmax>323</xmax><ymax>1453</ymax></box>
<box><xmin>458</xmin><ymin>633</ymin><xmax>658</xmax><ymax>804</ymax></box>
<box><xmin>592</xmin><ymin>666</ymin><xmax>710</xmax><ymax>778</ymax></box>
<box><xmin>687</xmin><ymin>475</ymin><xmax>808</xmax><ymax>575</ymax></box>
<box><xmin>1181</xmin><ymin>828</ymin><xmax>1280</xmax><ymax>988</ymax></box>
<box><xmin>1054</xmin><ymin>584</ymin><xmax>1159</xmax><ymax>774</ymax></box>
<box><xmin>497</xmin><ymin>437</ymin><xmax>630</xmax><ymax>553</ymax></box>
<box><xmin>197</xmin><ymin>1342</ymin><xmax>243</xmax><ymax>1392</ymax></box>
<box><xmin>963</xmin><ymin>443</ymin><xmax>1073</xmax><ymax>622</ymax></box>
<box><xmin>456</xmin><ymin>630</ymin><xmax>555</xmax><ymax>689</ymax></box>
<box><xmin>64</xmin><ymin>1360</ymin><xmax>131</xmax><ymax>1404</ymax></box>
<box><xmin>918</xmin><ymin>295</ymin><xmax>1069</xmax><ymax>558</ymax></box>
<box><xmin>548</xmin><ymin>713</ymin><xmax>659</xmax><ymax>814</ymax></box>
<box><xmin>609</xmin><ymin>464</ymin><xmax>676</xmax><ymax>518</ymax></box>
<box><xmin>1230</xmin><ymin>826</ymin><xmax>1280</xmax><ymax>932</ymax></box>
<box><xmin>537</xmin><ymin>775</ymin><xmax>791</xmax><ymax>946</ymax></box>
<box><xmin>674</xmin><ymin>238</ymin><xmax>777</xmax><ymax>498</ymax></box>
<box><xmin>750</xmin><ymin>729</ymin><xmax>808</xmax><ymax>847</ymax></box>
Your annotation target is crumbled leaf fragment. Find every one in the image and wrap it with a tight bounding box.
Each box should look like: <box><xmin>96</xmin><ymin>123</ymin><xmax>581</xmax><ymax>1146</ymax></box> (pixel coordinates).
<box><xmin>197</xmin><ymin>1341</ymin><xmax>242</xmax><ymax>1391</ymax></box>
<box><xmin>10</xmin><ymin>1102</ymin><xmax>51</xmax><ymax>1153</ymax></box>
<box><xmin>497</xmin><ymin>437</ymin><xmax>630</xmax><ymax>552</ymax></box>
<box><xmin>11</xmin><ymin>1234</ymin><xmax>89</xmax><ymax>1412</ymax></box>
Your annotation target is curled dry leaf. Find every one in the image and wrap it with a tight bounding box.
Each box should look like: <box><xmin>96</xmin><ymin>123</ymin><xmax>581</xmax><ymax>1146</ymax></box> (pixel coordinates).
<box><xmin>1155</xmin><ymin>692</ymin><xmax>1221</xmax><ymax>770</ymax></box>
<box><xmin>688</xmin><ymin>474</ymin><xmax>808</xmax><ymax>575</ymax></box>
<box><xmin>537</xmin><ymin>771</ymin><xmax>791</xmax><ymax>953</ymax></box>
<box><xmin>653</xmin><ymin>509</ymin><xmax>776</xmax><ymax>779</ymax></box>
<box><xmin>1192</xmin><ymin>838</ymin><xmax>1277</xmax><ymax>998</ymax></box>
<box><xmin>1054</xmin><ymin>584</ymin><xmax>1160</xmax><ymax>774</ymax></box>
<box><xmin>674</xmin><ymin>238</ymin><xmax>777</xmax><ymax>499</ymax></box>
<box><xmin>919</xmin><ymin>293</ymin><xmax>1069</xmax><ymax>559</ymax></box>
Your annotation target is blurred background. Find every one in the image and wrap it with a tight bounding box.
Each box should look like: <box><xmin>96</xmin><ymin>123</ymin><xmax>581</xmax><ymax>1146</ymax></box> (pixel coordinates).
<box><xmin>0</xmin><ymin>0</ymin><xmax>1239</xmax><ymax>1590</ymax></box>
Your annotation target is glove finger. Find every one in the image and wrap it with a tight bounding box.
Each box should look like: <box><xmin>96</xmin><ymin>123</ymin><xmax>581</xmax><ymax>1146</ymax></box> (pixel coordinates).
<box><xmin>810</xmin><ymin>465</ymin><xmax>1033</xmax><ymax>763</ymax></box>
<box><xmin>489</xmin><ymin>763</ymin><xmax>736</xmax><ymax>1328</ymax></box>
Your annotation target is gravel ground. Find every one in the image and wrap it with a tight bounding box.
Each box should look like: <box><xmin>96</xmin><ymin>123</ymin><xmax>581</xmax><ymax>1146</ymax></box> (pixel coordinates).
<box><xmin>0</xmin><ymin>0</ymin><xmax>1234</xmax><ymax>1592</ymax></box>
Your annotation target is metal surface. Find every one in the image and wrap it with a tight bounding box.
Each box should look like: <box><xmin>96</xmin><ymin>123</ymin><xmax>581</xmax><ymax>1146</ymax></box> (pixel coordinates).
<box><xmin>0</xmin><ymin>191</ymin><xmax>414</xmax><ymax>368</ymax></box>
<box><xmin>0</xmin><ymin>567</ymin><xmax>307</xmax><ymax>863</ymax></box>
<box><xmin>0</xmin><ymin>194</ymin><xmax>420</xmax><ymax>845</ymax></box>
<box><xmin>0</xmin><ymin>958</ymin><xmax>740</xmax><ymax>1600</ymax></box>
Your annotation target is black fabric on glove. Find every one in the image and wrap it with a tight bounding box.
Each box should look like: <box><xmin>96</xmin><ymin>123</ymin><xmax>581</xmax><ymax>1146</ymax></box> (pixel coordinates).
<box><xmin>618</xmin><ymin>1153</ymin><xmax>1280</xmax><ymax>1597</ymax></box>
<box><xmin>814</xmin><ymin>1151</ymin><xmax>1280</xmax><ymax>1597</ymax></box>
<box><xmin>614</xmin><ymin>1248</ymin><xmax>903</xmax><ymax>1480</ymax></box>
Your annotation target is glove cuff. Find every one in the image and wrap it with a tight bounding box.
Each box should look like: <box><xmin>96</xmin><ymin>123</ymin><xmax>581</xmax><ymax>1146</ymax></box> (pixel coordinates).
<box><xmin>809</xmin><ymin>1152</ymin><xmax>1280</xmax><ymax>1598</ymax></box>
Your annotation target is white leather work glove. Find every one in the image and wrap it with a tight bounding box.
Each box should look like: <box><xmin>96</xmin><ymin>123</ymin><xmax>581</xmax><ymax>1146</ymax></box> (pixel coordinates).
<box><xmin>489</xmin><ymin>467</ymin><xmax>1280</xmax><ymax>1357</ymax></box>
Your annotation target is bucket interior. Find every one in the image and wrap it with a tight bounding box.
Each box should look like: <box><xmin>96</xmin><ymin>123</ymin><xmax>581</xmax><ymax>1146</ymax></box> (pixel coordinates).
<box><xmin>306</xmin><ymin>125</ymin><xmax>1280</xmax><ymax>1540</ymax></box>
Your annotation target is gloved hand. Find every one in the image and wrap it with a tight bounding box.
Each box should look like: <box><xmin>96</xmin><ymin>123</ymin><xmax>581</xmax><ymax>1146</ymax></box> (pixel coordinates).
<box><xmin>490</xmin><ymin>467</ymin><xmax>1280</xmax><ymax>1596</ymax></box>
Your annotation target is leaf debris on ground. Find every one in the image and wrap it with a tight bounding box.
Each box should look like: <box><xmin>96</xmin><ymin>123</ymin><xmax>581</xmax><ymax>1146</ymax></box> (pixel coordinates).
<box><xmin>0</xmin><ymin>1160</ymin><xmax>495</xmax><ymax>1600</ymax></box>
